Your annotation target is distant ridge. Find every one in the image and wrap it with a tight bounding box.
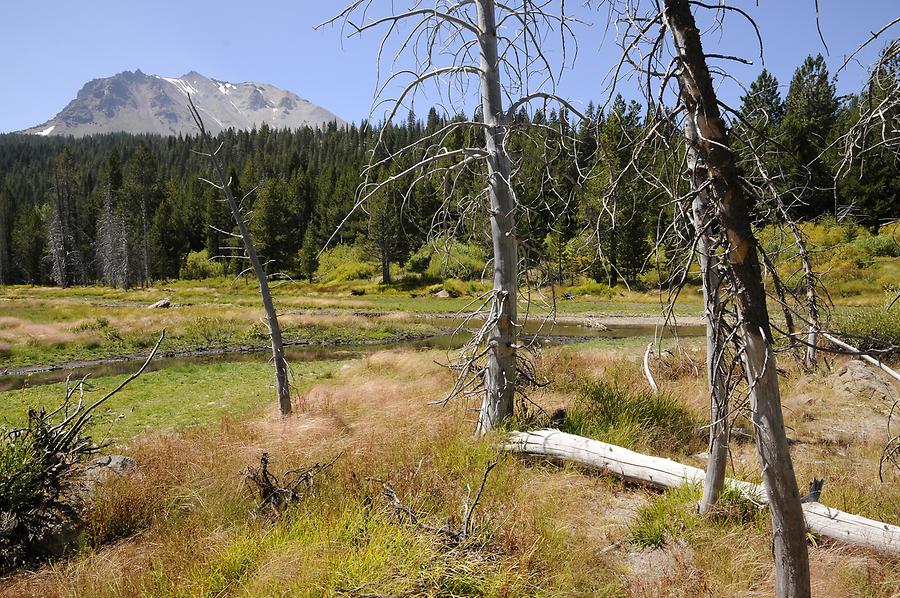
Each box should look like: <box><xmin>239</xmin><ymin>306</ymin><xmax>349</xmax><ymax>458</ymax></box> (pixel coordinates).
<box><xmin>20</xmin><ymin>70</ymin><xmax>344</xmax><ymax>137</ymax></box>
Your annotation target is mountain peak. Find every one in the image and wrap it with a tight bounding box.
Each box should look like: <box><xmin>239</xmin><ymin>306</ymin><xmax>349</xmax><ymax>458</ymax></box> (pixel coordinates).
<box><xmin>21</xmin><ymin>70</ymin><xmax>344</xmax><ymax>137</ymax></box>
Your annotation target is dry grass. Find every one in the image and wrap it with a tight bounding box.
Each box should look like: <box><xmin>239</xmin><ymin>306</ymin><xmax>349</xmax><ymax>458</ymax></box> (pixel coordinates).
<box><xmin>1</xmin><ymin>346</ymin><xmax>898</xmax><ymax>597</ymax></box>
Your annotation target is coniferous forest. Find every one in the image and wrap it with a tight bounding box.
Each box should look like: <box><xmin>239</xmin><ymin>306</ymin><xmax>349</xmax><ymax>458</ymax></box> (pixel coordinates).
<box><xmin>1</xmin><ymin>55</ymin><xmax>896</xmax><ymax>289</ymax></box>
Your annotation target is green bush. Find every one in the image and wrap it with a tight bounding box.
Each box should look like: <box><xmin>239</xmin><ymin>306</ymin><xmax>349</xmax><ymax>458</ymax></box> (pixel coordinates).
<box><xmin>316</xmin><ymin>244</ymin><xmax>379</xmax><ymax>282</ymax></box>
<box><xmin>180</xmin><ymin>250</ymin><xmax>225</xmax><ymax>280</ymax></box>
<box><xmin>441</xmin><ymin>278</ymin><xmax>486</xmax><ymax>298</ymax></box>
<box><xmin>0</xmin><ymin>434</ymin><xmax>43</xmax><ymax>514</ymax></box>
<box><xmin>853</xmin><ymin>234</ymin><xmax>900</xmax><ymax>258</ymax></box>
<box><xmin>838</xmin><ymin>305</ymin><xmax>900</xmax><ymax>353</ymax></box>
<box><xmin>424</xmin><ymin>240</ymin><xmax>487</xmax><ymax>281</ymax></box>
<box><xmin>566</xmin><ymin>280</ymin><xmax>618</xmax><ymax>298</ymax></box>
<box><xmin>562</xmin><ymin>380</ymin><xmax>700</xmax><ymax>454</ymax></box>
<box><xmin>405</xmin><ymin>245</ymin><xmax>432</xmax><ymax>274</ymax></box>
<box><xmin>564</xmin><ymin>231</ymin><xmax>604</xmax><ymax>282</ymax></box>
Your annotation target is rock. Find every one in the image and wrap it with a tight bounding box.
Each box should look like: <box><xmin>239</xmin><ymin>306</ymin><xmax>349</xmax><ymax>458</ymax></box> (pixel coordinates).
<box><xmin>83</xmin><ymin>455</ymin><xmax>139</xmax><ymax>485</ymax></box>
<box><xmin>833</xmin><ymin>359</ymin><xmax>897</xmax><ymax>403</ymax></box>
<box><xmin>148</xmin><ymin>297</ymin><xmax>171</xmax><ymax>309</ymax></box>
<box><xmin>432</xmin><ymin>289</ymin><xmax>451</xmax><ymax>298</ymax></box>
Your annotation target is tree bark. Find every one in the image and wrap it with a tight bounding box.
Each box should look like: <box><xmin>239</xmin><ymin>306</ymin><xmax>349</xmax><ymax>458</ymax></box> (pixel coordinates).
<box><xmin>506</xmin><ymin>430</ymin><xmax>900</xmax><ymax>554</ymax></box>
<box><xmin>381</xmin><ymin>252</ymin><xmax>391</xmax><ymax>285</ymax></box>
<box><xmin>664</xmin><ymin>1</ymin><xmax>810</xmax><ymax>595</ymax></box>
<box><xmin>686</xmin><ymin>126</ymin><xmax>729</xmax><ymax>514</ymax></box>
<box><xmin>191</xmin><ymin>102</ymin><xmax>292</xmax><ymax>416</ymax></box>
<box><xmin>475</xmin><ymin>0</ymin><xmax>518</xmax><ymax>436</ymax></box>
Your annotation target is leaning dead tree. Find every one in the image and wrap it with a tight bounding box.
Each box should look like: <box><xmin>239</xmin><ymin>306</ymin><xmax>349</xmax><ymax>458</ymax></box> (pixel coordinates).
<box><xmin>322</xmin><ymin>0</ymin><xmax>584</xmax><ymax>434</ymax></box>
<box><xmin>668</xmin><ymin>4</ymin><xmax>810</xmax><ymax>593</ymax></box>
<box><xmin>187</xmin><ymin>98</ymin><xmax>292</xmax><ymax>416</ymax></box>
<box><xmin>587</xmin><ymin>1</ymin><xmax>820</xmax><ymax>594</ymax></box>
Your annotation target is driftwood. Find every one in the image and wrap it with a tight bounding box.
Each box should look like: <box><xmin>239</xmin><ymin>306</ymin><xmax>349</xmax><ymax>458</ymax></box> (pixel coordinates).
<box><xmin>148</xmin><ymin>297</ymin><xmax>171</xmax><ymax>309</ymax></box>
<box><xmin>505</xmin><ymin>429</ymin><xmax>900</xmax><ymax>554</ymax></box>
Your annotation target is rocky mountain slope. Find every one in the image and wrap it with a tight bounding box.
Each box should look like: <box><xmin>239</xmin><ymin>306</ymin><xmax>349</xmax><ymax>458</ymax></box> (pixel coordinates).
<box><xmin>21</xmin><ymin>70</ymin><xmax>344</xmax><ymax>137</ymax></box>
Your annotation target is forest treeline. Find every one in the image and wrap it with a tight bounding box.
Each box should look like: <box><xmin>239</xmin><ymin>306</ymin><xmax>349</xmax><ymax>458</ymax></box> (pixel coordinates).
<box><xmin>0</xmin><ymin>55</ymin><xmax>896</xmax><ymax>288</ymax></box>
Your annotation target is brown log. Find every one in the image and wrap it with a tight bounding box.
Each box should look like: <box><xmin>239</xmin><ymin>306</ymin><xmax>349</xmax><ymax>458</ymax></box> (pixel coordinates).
<box><xmin>505</xmin><ymin>429</ymin><xmax>900</xmax><ymax>554</ymax></box>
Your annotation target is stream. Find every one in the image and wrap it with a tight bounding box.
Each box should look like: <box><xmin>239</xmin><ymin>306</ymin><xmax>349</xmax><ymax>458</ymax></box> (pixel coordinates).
<box><xmin>0</xmin><ymin>317</ymin><xmax>704</xmax><ymax>393</ymax></box>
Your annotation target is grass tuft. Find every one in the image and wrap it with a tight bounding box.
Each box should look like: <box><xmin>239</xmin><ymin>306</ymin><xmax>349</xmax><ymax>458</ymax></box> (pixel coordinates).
<box><xmin>629</xmin><ymin>484</ymin><xmax>701</xmax><ymax>549</ymax></box>
<box><xmin>562</xmin><ymin>379</ymin><xmax>701</xmax><ymax>455</ymax></box>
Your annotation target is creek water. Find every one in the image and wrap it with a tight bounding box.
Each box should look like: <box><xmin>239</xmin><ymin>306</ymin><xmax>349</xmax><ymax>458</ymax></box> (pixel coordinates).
<box><xmin>0</xmin><ymin>317</ymin><xmax>703</xmax><ymax>393</ymax></box>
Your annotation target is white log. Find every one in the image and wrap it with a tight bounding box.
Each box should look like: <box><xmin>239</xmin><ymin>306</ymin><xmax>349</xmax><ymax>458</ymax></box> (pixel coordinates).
<box><xmin>505</xmin><ymin>429</ymin><xmax>900</xmax><ymax>554</ymax></box>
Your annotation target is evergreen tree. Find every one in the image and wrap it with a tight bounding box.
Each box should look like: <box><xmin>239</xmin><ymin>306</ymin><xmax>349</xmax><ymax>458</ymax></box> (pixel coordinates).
<box><xmin>123</xmin><ymin>143</ymin><xmax>160</xmax><ymax>285</ymax></box>
<box><xmin>12</xmin><ymin>205</ymin><xmax>46</xmax><ymax>284</ymax></box>
<box><xmin>782</xmin><ymin>54</ymin><xmax>839</xmax><ymax>217</ymax></box>
<box><xmin>0</xmin><ymin>183</ymin><xmax>11</xmax><ymax>285</ymax></box>
<box><xmin>297</xmin><ymin>226</ymin><xmax>319</xmax><ymax>283</ymax></box>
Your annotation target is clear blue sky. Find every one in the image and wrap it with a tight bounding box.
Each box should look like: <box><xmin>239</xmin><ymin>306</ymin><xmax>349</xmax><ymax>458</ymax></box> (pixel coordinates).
<box><xmin>0</xmin><ymin>1</ymin><xmax>897</xmax><ymax>133</ymax></box>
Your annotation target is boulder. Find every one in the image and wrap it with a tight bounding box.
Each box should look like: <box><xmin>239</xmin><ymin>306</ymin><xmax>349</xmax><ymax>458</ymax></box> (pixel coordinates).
<box><xmin>833</xmin><ymin>359</ymin><xmax>897</xmax><ymax>403</ymax></box>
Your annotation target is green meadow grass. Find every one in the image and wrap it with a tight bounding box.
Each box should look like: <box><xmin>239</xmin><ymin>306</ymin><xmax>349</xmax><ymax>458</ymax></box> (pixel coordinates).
<box><xmin>0</xmin><ymin>360</ymin><xmax>337</xmax><ymax>443</ymax></box>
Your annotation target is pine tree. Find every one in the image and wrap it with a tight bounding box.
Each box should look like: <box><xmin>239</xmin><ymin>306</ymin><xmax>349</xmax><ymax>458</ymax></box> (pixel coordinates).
<box><xmin>783</xmin><ymin>55</ymin><xmax>839</xmax><ymax>217</ymax></box>
<box><xmin>0</xmin><ymin>183</ymin><xmax>11</xmax><ymax>285</ymax></box>
<box><xmin>298</xmin><ymin>226</ymin><xmax>319</xmax><ymax>283</ymax></box>
<box><xmin>11</xmin><ymin>205</ymin><xmax>46</xmax><ymax>284</ymax></box>
<box><xmin>123</xmin><ymin>144</ymin><xmax>160</xmax><ymax>286</ymax></box>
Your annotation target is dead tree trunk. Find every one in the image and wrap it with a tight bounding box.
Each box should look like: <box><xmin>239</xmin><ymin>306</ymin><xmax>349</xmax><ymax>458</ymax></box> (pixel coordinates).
<box><xmin>686</xmin><ymin>121</ymin><xmax>729</xmax><ymax>514</ymax></box>
<box><xmin>787</xmin><ymin>218</ymin><xmax>820</xmax><ymax>369</ymax></box>
<box><xmin>381</xmin><ymin>253</ymin><xmax>391</xmax><ymax>285</ymax></box>
<box><xmin>752</xmin><ymin>152</ymin><xmax>821</xmax><ymax>370</ymax></box>
<box><xmin>475</xmin><ymin>0</ymin><xmax>519</xmax><ymax>436</ymax></box>
<box><xmin>188</xmin><ymin>99</ymin><xmax>292</xmax><ymax>416</ymax></box>
<box><xmin>664</xmin><ymin>1</ymin><xmax>810</xmax><ymax>595</ymax></box>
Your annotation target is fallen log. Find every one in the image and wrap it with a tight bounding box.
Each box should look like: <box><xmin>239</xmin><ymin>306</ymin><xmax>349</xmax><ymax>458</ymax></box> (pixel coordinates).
<box><xmin>505</xmin><ymin>429</ymin><xmax>900</xmax><ymax>554</ymax></box>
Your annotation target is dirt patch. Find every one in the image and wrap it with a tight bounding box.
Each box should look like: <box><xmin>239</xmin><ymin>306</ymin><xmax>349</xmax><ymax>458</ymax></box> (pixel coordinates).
<box><xmin>625</xmin><ymin>542</ymin><xmax>696</xmax><ymax>596</ymax></box>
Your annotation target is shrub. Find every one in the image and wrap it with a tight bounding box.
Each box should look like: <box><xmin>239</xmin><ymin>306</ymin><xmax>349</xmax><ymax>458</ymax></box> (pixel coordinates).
<box><xmin>424</xmin><ymin>240</ymin><xmax>487</xmax><ymax>281</ymax></box>
<box><xmin>405</xmin><ymin>245</ymin><xmax>432</xmax><ymax>274</ymax></box>
<box><xmin>441</xmin><ymin>278</ymin><xmax>486</xmax><ymax>298</ymax></box>
<box><xmin>73</xmin><ymin>317</ymin><xmax>121</xmax><ymax>341</ymax></box>
<box><xmin>0</xmin><ymin>434</ymin><xmax>43</xmax><ymax>515</ymax></box>
<box><xmin>316</xmin><ymin>244</ymin><xmax>379</xmax><ymax>282</ymax></box>
<box><xmin>838</xmin><ymin>305</ymin><xmax>900</xmax><ymax>354</ymax></box>
<box><xmin>566</xmin><ymin>280</ymin><xmax>618</xmax><ymax>298</ymax></box>
<box><xmin>564</xmin><ymin>231</ymin><xmax>605</xmax><ymax>282</ymax></box>
<box><xmin>853</xmin><ymin>233</ymin><xmax>900</xmax><ymax>258</ymax></box>
<box><xmin>180</xmin><ymin>250</ymin><xmax>225</xmax><ymax>280</ymax></box>
<box><xmin>1</xmin><ymin>405</ymin><xmax>100</xmax><ymax>571</ymax></box>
